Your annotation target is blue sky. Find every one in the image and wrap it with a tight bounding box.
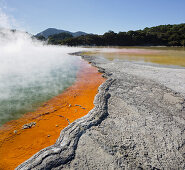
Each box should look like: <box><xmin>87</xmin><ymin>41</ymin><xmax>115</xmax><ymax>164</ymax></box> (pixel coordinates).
<box><xmin>1</xmin><ymin>0</ymin><xmax>185</xmax><ymax>34</ymax></box>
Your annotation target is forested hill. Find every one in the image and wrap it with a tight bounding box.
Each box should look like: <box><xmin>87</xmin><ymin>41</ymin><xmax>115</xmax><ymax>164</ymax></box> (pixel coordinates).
<box><xmin>48</xmin><ymin>24</ymin><xmax>185</xmax><ymax>46</ymax></box>
<box><xmin>36</xmin><ymin>28</ymin><xmax>87</xmax><ymax>38</ymax></box>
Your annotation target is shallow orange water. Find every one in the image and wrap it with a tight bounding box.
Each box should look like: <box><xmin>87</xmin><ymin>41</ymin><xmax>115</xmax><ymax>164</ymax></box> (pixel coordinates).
<box><xmin>0</xmin><ymin>59</ymin><xmax>105</xmax><ymax>170</ymax></box>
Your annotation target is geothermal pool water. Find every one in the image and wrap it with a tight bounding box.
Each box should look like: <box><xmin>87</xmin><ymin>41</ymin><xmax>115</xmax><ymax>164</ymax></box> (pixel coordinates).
<box><xmin>0</xmin><ymin>29</ymin><xmax>85</xmax><ymax>126</ymax></box>
<box><xmin>0</xmin><ymin>54</ymin><xmax>80</xmax><ymax>125</ymax></box>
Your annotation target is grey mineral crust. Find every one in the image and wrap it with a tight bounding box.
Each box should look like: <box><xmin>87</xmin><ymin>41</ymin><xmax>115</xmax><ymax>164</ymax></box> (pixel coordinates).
<box><xmin>17</xmin><ymin>53</ymin><xmax>185</xmax><ymax>169</ymax></box>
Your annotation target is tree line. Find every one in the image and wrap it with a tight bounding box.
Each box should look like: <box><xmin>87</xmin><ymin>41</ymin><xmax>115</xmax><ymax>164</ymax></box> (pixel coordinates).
<box><xmin>37</xmin><ymin>23</ymin><xmax>185</xmax><ymax>46</ymax></box>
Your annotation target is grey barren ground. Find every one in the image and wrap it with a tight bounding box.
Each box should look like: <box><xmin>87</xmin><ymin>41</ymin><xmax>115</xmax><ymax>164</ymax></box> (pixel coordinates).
<box><xmin>16</xmin><ymin>53</ymin><xmax>185</xmax><ymax>170</ymax></box>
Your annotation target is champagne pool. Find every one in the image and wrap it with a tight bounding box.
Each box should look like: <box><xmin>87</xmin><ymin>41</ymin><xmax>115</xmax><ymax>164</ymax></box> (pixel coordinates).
<box><xmin>0</xmin><ymin>44</ymin><xmax>184</xmax><ymax>126</ymax></box>
<box><xmin>0</xmin><ymin>32</ymin><xmax>85</xmax><ymax>126</ymax></box>
<box><xmin>0</xmin><ymin>54</ymin><xmax>80</xmax><ymax>126</ymax></box>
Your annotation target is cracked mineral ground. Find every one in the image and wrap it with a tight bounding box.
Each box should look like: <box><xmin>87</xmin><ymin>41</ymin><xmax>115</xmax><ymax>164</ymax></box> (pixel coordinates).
<box><xmin>17</xmin><ymin>53</ymin><xmax>185</xmax><ymax>170</ymax></box>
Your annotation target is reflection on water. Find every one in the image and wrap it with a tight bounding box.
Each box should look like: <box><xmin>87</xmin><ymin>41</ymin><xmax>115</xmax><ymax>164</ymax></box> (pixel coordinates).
<box><xmin>84</xmin><ymin>47</ymin><xmax>185</xmax><ymax>67</ymax></box>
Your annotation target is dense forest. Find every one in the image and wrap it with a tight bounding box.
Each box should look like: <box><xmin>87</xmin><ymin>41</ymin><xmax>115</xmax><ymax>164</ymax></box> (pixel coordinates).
<box><xmin>39</xmin><ymin>24</ymin><xmax>185</xmax><ymax>46</ymax></box>
<box><xmin>48</xmin><ymin>32</ymin><xmax>73</xmax><ymax>44</ymax></box>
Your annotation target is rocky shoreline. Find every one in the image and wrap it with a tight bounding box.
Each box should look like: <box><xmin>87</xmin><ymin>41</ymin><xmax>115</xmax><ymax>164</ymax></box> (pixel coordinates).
<box><xmin>17</xmin><ymin>53</ymin><xmax>185</xmax><ymax>169</ymax></box>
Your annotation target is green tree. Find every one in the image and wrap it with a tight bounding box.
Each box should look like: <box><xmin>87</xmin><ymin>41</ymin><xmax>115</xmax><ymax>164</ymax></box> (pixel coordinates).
<box><xmin>37</xmin><ymin>35</ymin><xmax>46</xmax><ymax>41</ymax></box>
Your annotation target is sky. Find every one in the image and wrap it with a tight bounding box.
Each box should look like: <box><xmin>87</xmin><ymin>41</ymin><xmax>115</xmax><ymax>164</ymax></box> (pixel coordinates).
<box><xmin>0</xmin><ymin>0</ymin><xmax>185</xmax><ymax>35</ymax></box>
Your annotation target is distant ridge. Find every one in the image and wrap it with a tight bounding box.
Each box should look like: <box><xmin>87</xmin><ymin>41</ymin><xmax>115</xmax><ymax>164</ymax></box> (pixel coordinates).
<box><xmin>36</xmin><ymin>28</ymin><xmax>87</xmax><ymax>38</ymax></box>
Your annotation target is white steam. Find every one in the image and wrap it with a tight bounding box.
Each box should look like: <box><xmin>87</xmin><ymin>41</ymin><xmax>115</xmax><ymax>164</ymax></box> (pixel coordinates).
<box><xmin>0</xmin><ymin>8</ymin><xmax>10</xmax><ymax>28</ymax></box>
<box><xmin>0</xmin><ymin>9</ymin><xmax>85</xmax><ymax>125</ymax></box>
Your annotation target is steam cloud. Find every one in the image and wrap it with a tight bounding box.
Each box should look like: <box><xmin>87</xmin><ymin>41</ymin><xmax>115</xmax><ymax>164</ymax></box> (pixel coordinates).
<box><xmin>0</xmin><ymin>9</ymin><xmax>85</xmax><ymax>125</ymax></box>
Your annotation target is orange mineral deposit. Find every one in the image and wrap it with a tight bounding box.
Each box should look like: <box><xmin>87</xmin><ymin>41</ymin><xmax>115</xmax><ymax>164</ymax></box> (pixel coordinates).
<box><xmin>0</xmin><ymin>59</ymin><xmax>105</xmax><ymax>170</ymax></box>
